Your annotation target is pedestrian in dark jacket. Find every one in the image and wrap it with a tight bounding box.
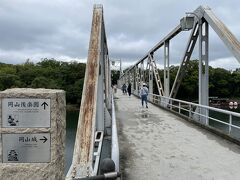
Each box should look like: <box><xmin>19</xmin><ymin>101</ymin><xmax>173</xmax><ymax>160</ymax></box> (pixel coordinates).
<box><xmin>122</xmin><ymin>84</ymin><xmax>127</xmax><ymax>94</ymax></box>
<box><xmin>127</xmin><ymin>83</ymin><xmax>132</xmax><ymax>96</ymax></box>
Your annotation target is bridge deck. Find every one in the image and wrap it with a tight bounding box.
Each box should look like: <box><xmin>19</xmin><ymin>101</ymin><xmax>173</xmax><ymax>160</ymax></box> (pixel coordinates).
<box><xmin>114</xmin><ymin>90</ymin><xmax>240</xmax><ymax>180</ymax></box>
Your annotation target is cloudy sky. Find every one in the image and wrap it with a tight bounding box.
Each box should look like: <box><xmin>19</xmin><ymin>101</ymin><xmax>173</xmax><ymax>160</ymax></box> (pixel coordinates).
<box><xmin>0</xmin><ymin>0</ymin><xmax>240</xmax><ymax>70</ymax></box>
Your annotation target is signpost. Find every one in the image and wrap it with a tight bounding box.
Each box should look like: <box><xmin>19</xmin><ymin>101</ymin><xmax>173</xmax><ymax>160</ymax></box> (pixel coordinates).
<box><xmin>2</xmin><ymin>133</ymin><xmax>50</xmax><ymax>163</ymax></box>
<box><xmin>0</xmin><ymin>88</ymin><xmax>65</xmax><ymax>179</ymax></box>
<box><xmin>2</xmin><ymin>98</ymin><xmax>50</xmax><ymax>128</ymax></box>
<box><xmin>1</xmin><ymin>98</ymin><xmax>51</xmax><ymax>163</ymax></box>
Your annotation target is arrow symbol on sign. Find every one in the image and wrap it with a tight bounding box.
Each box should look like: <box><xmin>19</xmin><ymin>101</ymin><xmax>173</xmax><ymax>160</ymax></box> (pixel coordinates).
<box><xmin>40</xmin><ymin>136</ymin><xmax>48</xmax><ymax>143</ymax></box>
<box><xmin>41</xmin><ymin>102</ymin><xmax>48</xmax><ymax>110</ymax></box>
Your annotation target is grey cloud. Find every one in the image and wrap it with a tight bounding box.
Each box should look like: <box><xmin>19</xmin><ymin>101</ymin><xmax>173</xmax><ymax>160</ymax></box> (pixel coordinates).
<box><xmin>0</xmin><ymin>0</ymin><xmax>239</xmax><ymax>69</ymax></box>
<box><xmin>0</xmin><ymin>0</ymin><xmax>92</xmax><ymax>63</ymax></box>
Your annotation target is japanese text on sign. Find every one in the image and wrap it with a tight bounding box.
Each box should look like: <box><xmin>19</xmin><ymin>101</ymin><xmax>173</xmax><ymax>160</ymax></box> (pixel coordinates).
<box><xmin>2</xmin><ymin>133</ymin><xmax>50</xmax><ymax>163</ymax></box>
<box><xmin>2</xmin><ymin>98</ymin><xmax>51</xmax><ymax>128</ymax></box>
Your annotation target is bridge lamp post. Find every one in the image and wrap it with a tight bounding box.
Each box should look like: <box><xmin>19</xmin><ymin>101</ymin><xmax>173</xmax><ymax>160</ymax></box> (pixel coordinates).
<box><xmin>180</xmin><ymin>13</ymin><xmax>195</xmax><ymax>31</ymax></box>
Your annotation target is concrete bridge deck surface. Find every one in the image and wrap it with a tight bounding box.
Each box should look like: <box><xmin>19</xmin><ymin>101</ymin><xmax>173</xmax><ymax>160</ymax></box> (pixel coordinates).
<box><xmin>114</xmin><ymin>90</ymin><xmax>240</xmax><ymax>180</ymax></box>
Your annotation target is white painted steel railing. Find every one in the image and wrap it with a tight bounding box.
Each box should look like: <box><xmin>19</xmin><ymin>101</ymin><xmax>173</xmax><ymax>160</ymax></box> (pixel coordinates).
<box><xmin>111</xmin><ymin>95</ymin><xmax>119</xmax><ymax>172</ymax></box>
<box><xmin>143</xmin><ymin>92</ymin><xmax>240</xmax><ymax>139</ymax></box>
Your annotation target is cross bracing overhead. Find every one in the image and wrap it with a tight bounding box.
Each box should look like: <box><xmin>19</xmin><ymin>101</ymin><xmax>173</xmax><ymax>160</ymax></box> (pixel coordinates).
<box><xmin>119</xmin><ymin>5</ymin><xmax>240</xmax><ymax>105</ymax></box>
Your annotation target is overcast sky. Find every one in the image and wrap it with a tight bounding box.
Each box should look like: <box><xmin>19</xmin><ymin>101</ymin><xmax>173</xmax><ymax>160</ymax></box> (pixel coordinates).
<box><xmin>0</xmin><ymin>0</ymin><xmax>240</xmax><ymax>70</ymax></box>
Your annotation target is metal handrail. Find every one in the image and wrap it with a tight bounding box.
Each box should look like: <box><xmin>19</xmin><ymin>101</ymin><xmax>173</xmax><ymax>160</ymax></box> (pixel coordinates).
<box><xmin>149</xmin><ymin>93</ymin><xmax>240</xmax><ymax>117</ymax></box>
<box><xmin>66</xmin><ymin>5</ymin><xmax>112</xmax><ymax>179</ymax></box>
<box><xmin>111</xmin><ymin>95</ymin><xmax>119</xmax><ymax>172</ymax></box>
<box><xmin>144</xmin><ymin>93</ymin><xmax>240</xmax><ymax>137</ymax></box>
<box><xmin>75</xmin><ymin>172</ymin><xmax>121</xmax><ymax>180</ymax></box>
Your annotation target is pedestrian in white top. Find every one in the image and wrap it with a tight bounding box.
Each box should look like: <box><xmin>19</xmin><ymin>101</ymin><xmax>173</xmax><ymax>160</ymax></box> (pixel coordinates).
<box><xmin>139</xmin><ymin>83</ymin><xmax>149</xmax><ymax>108</ymax></box>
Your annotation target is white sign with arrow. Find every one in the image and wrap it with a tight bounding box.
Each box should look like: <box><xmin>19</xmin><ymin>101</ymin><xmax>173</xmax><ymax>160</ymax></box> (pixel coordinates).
<box><xmin>2</xmin><ymin>98</ymin><xmax>51</xmax><ymax>128</ymax></box>
<box><xmin>2</xmin><ymin>133</ymin><xmax>50</xmax><ymax>163</ymax></box>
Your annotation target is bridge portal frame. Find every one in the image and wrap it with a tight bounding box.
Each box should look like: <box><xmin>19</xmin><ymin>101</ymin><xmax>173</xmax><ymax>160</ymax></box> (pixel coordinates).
<box><xmin>119</xmin><ymin>5</ymin><xmax>240</xmax><ymax>124</ymax></box>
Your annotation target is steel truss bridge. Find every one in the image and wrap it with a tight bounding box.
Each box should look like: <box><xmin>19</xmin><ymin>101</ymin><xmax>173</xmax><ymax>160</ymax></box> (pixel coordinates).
<box><xmin>66</xmin><ymin>4</ymin><xmax>240</xmax><ymax>180</ymax></box>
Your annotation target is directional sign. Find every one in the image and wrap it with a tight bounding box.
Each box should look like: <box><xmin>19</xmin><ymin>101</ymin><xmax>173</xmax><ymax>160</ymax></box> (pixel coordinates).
<box><xmin>2</xmin><ymin>98</ymin><xmax>50</xmax><ymax>128</ymax></box>
<box><xmin>41</xmin><ymin>102</ymin><xmax>48</xmax><ymax>110</ymax></box>
<box><xmin>39</xmin><ymin>136</ymin><xmax>48</xmax><ymax>143</ymax></box>
<box><xmin>2</xmin><ymin>133</ymin><xmax>50</xmax><ymax>163</ymax></box>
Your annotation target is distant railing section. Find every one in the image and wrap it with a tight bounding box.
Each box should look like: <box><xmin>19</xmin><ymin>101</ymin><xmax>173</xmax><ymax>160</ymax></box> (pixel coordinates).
<box><xmin>135</xmin><ymin>91</ymin><xmax>240</xmax><ymax>141</ymax></box>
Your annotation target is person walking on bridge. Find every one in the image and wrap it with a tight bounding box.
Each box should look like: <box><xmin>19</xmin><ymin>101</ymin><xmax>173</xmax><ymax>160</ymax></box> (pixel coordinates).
<box><xmin>127</xmin><ymin>83</ymin><xmax>132</xmax><ymax>96</ymax></box>
<box><xmin>139</xmin><ymin>83</ymin><xmax>149</xmax><ymax>108</ymax></box>
<box><xmin>122</xmin><ymin>83</ymin><xmax>127</xmax><ymax>95</ymax></box>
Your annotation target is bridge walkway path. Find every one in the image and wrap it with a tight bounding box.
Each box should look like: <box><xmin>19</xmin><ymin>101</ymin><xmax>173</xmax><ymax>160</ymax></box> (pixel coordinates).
<box><xmin>114</xmin><ymin>90</ymin><xmax>240</xmax><ymax>180</ymax></box>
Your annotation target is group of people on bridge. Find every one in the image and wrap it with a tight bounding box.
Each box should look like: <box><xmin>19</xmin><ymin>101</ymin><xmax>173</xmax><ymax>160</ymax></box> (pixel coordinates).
<box><xmin>121</xmin><ymin>83</ymin><xmax>149</xmax><ymax>108</ymax></box>
<box><xmin>121</xmin><ymin>83</ymin><xmax>131</xmax><ymax>96</ymax></box>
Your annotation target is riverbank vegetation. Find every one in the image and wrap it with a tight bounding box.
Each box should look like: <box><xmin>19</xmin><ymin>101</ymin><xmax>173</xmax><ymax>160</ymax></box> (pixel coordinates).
<box><xmin>0</xmin><ymin>59</ymin><xmax>239</xmax><ymax>105</ymax></box>
<box><xmin>170</xmin><ymin>60</ymin><xmax>240</xmax><ymax>100</ymax></box>
<box><xmin>0</xmin><ymin>58</ymin><xmax>85</xmax><ymax>105</ymax></box>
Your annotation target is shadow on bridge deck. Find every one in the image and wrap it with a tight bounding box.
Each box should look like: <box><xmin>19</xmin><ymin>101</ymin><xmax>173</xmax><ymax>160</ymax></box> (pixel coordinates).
<box><xmin>114</xmin><ymin>90</ymin><xmax>240</xmax><ymax>180</ymax></box>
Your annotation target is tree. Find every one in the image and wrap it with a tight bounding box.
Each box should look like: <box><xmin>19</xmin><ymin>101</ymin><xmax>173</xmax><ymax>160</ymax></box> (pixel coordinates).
<box><xmin>0</xmin><ymin>59</ymin><xmax>86</xmax><ymax>105</ymax></box>
<box><xmin>31</xmin><ymin>77</ymin><xmax>59</xmax><ymax>89</ymax></box>
<box><xmin>111</xmin><ymin>70</ymin><xmax>120</xmax><ymax>85</ymax></box>
<box><xmin>210</xmin><ymin>68</ymin><xmax>231</xmax><ymax>97</ymax></box>
<box><xmin>0</xmin><ymin>74</ymin><xmax>21</xmax><ymax>90</ymax></box>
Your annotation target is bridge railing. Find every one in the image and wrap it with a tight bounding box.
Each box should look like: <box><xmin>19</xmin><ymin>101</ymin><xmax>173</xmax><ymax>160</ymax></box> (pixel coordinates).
<box><xmin>66</xmin><ymin>4</ymin><xmax>120</xmax><ymax>179</ymax></box>
<box><xmin>111</xmin><ymin>95</ymin><xmax>120</xmax><ymax>172</ymax></box>
<box><xmin>146</xmin><ymin>92</ymin><xmax>240</xmax><ymax>141</ymax></box>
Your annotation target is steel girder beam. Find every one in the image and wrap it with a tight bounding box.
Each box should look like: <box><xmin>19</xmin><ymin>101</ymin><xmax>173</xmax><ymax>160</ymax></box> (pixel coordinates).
<box><xmin>149</xmin><ymin>54</ymin><xmax>164</xmax><ymax>96</ymax></box>
<box><xmin>119</xmin><ymin>25</ymin><xmax>182</xmax><ymax>80</ymax></box>
<box><xmin>198</xmin><ymin>19</ymin><xmax>209</xmax><ymax>124</ymax></box>
<box><xmin>119</xmin><ymin>5</ymin><xmax>240</xmax><ymax>100</ymax></box>
<box><xmin>68</xmin><ymin>5</ymin><xmax>112</xmax><ymax>178</ymax></box>
<box><xmin>170</xmin><ymin>22</ymin><xmax>199</xmax><ymax>98</ymax></box>
<box><xmin>134</xmin><ymin>66</ymin><xmax>138</xmax><ymax>91</ymax></box>
<box><xmin>164</xmin><ymin>41</ymin><xmax>170</xmax><ymax>97</ymax></box>
<box><xmin>104</xmin><ymin>53</ymin><xmax>111</xmax><ymax>109</ymax></box>
<box><xmin>201</xmin><ymin>6</ymin><xmax>240</xmax><ymax>63</ymax></box>
<box><xmin>170</xmin><ymin>5</ymin><xmax>240</xmax><ymax>99</ymax></box>
<box><xmin>148</xmin><ymin>58</ymin><xmax>153</xmax><ymax>97</ymax></box>
<box><xmin>140</xmin><ymin>61</ymin><xmax>144</xmax><ymax>86</ymax></box>
<box><xmin>144</xmin><ymin>60</ymin><xmax>150</xmax><ymax>84</ymax></box>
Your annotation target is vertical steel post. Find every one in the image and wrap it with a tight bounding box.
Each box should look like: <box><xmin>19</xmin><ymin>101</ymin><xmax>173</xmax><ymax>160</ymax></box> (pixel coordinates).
<box><xmin>130</xmin><ymin>70</ymin><xmax>133</xmax><ymax>88</ymax></box>
<box><xmin>141</xmin><ymin>61</ymin><xmax>144</xmax><ymax>85</ymax></box>
<box><xmin>229</xmin><ymin>114</ymin><xmax>232</xmax><ymax>134</ymax></box>
<box><xmin>140</xmin><ymin>61</ymin><xmax>144</xmax><ymax>87</ymax></box>
<box><xmin>96</xmin><ymin>26</ymin><xmax>105</xmax><ymax>131</ymax></box>
<box><xmin>125</xmin><ymin>72</ymin><xmax>129</xmax><ymax>85</ymax></box>
<box><xmin>148</xmin><ymin>57</ymin><xmax>153</xmax><ymax>100</ymax></box>
<box><xmin>120</xmin><ymin>59</ymin><xmax>122</xmax><ymax>77</ymax></box>
<box><xmin>133</xmin><ymin>66</ymin><xmax>136</xmax><ymax>92</ymax></box>
<box><xmin>129</xmin><ymin>71</ymin><xmax>132</xmax><ymax>85</ymax></box>
<box><xmin>104</xmin><ymin>53</ymin><xmax>109</xmax><ymax>109</ymax></box>
<box><xmin>127</xmin><ymin>71</ymin><xmax>130</xmax><ymax>85</ymax></box>
<box><xmin>164</xmin><ymin>40</ymin><xmax>170</xmax><ymax>97</ymax></box>
<box><xmin>106</xmin><ymin>54</ymin><xmax>112</xmax><ymax>109</ymax></box>
<box><xmin>199</xmin><ymin>19</ymin><xmax>209</xmax><ymax>125</ymax></box>
<box><xmin>132</xmin><ymin>67</ymin><xmax>135</xmax><ymax>93</ymax></box>
<box><xmin>135</xmin><ymin>65</ymin><xmax>139</xmax><ymax>93</ymax></box>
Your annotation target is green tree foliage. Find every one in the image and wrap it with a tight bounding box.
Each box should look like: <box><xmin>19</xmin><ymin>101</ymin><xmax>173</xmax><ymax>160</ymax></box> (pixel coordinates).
<box><xmin>154</xmin><ymin>60</ymin><xmax>240</xmax><ymax>100</ymax></box>
<box><xmin>0</xmin><ymin>58</ymin><xmax>239</xmax><ymax>105</ymax></box>
<box><xmin>176</xmin><ymin>60</ymin><xmax>199</xmax><ymax>100</ymax></box>
<box><xmin>111</xmin><ymin>70</ymin><xmax>120</xmax><ymax>85</ymax></box>
<box><xmin>0</xmin><ymin>59</ymin><xmax>86</xmax><ymax>105</ymax></box>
